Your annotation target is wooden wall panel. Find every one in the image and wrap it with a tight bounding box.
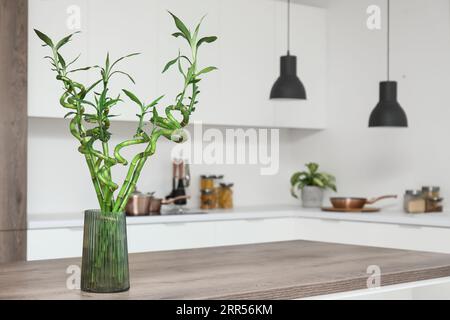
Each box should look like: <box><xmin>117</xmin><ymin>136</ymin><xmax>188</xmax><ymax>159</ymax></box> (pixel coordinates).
<box><xmin>0</xmin><ymin>0</ymin><xmax>28</xmax><ymax>263</ymax></box>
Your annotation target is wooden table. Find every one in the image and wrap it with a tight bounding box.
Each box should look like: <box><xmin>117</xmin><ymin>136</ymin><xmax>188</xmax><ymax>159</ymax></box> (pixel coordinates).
<box><xmin>2</xmin><ymin>240</ymin><xmax>450</xmax><ymax>299</ymax></box>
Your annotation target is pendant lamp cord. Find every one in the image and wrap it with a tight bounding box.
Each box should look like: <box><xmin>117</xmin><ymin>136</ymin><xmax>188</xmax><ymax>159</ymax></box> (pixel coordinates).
<box><xmin>287</xmin><ymin>0</ymin><xmax>291</xmax><ymax>55</ymax></box>
<box><xmin>387</xmin><ymin>0</ymin><xmax>390</xmax><ymax>80</ymax></box>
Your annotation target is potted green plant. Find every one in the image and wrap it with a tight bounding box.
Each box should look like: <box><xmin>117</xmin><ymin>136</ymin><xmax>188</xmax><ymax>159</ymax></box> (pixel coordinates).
<box><xmin>290</xmin><ymin>163</ymin><xmax>337</xmax><ymax>208</ymax></box>
<box><xmin>35</xmin><ymin>12</ymin><xmax>217</xmax><ymax>293</ymax></box>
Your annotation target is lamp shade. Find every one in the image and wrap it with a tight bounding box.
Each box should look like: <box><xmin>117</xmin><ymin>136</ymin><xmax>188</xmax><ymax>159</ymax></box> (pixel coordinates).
<box><xmin>270</xmin><ymin>54</ymin><xmax>307</xmax><ymax>100</ymax></box>
<box><xmin>369</xmin><ymin>81</ymin><xmax>408</xmax><ymax>127</ymax></box>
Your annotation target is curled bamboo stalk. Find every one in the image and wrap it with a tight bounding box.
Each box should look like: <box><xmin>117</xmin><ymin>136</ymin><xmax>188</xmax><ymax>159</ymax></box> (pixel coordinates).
<box><xmin>35</xmin><ymin>12</ymin><xmax>217</xmax><ymax>214</ymax></box>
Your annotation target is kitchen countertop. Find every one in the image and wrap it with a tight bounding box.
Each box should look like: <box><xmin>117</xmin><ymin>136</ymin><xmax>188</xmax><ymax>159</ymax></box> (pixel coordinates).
<box><xmin>28</xmin><ymin>205</ymin><xmax>450</xmax><ymax>230</ymax></box>
<box><xmin>2</xmin><ymin>240</ymin><xmax>450</xmax><ymax>299</ymax></box>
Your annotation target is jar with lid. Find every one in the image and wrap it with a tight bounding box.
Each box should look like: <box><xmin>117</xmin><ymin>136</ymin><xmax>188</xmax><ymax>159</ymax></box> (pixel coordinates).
<box><xmin>218</xmin><ymin>183</ymin><xmax>234</xmax><ymax>209</ymax></box>
<box><xmin>422</xmin><ymin>186</ymin><xmax>443</xmax><ymax>212</ymax></box>
<box><xmin>200</xmin><ymin>175</ymin><xmax>216</xmax><ymax>190</ymax></box>
<box><xmin>422</xmin><ymin>186</ymin><xmax>440</xmax><ymax>199</ymax></box>
<box><xmin>200</xmin><ymin>189</ymin><xmax>217</xmax><ymax>210</ymax></box>
<box><xmin>403</xmin><ymin>190</ymin><xmax>426</xmax><ymax>214</ymax></box>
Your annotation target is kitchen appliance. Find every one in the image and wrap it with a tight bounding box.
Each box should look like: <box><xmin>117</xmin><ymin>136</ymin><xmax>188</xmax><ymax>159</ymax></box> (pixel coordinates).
<box><xmin>329</xmin><ymin>195</ymin><xmax>397</xmax><ymax>210</ymax></box>
<box><xmin>125</xmin><ymin>191</ymin><xmax>154</xmax><ymax>216</ymax></box>
<box><xmin>149</xmin><ymin>195</ymin><xmax>190</xmax><ymax>214</ymax></box>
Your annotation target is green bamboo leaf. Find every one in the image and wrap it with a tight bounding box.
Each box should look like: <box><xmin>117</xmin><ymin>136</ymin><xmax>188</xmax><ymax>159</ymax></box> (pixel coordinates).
<box><xmin>34</xmin><ymin>29</ymin><xmax>54</xmax><ymax>47</ymax></box>
<box><xmin>109</xmin><ymin>70</ymin><xmax>135</xmax><ymax>84</ymax></box>
<box><xmin>162</xmin><ymin>56</ymin><xmax>179</xmax><ymax>73</ymax></box>
<box><xmin>57</xmin><ymin>53</ymin><xmax>66</xmax><ymax>68</ymax></box>
<box><xmin>84</xmin><ymin>79</ymin><xmax>102</xmax><ymax>95</ymax></box>
<box><xmin>104</xmin><ymin>52</ymin><xmax>110</xmax><ymax>76</ymax></box>
<box><xmin>172</xmin><ymin>32</ymin><xmax>186</xmax><ymax>39</ymax></box>
<box><xmin>193</xmin><ymin>15</ymin><xmax>206</xmax><ymax>43</ymax></box>
<box><xmin>196</xmin><ymin>66</ymin><xmax>217</xmax><ymax>77</ymax></box>
<box><xmin>110</xmin><ymin>52</ymin><xmax>140</xmax><ymax>70</ymax></box>
<box><xmin>122</xmin><ymin>89</ymin><xmax>143</xmax><ymax>107</ymax></box>
<box><xmin>145</xmin><ymin>95</ymin><xmax>165</xmax><ymax>110</ymax></box>
<box><xmin>68</xmin><ymin>66</ymin><xmax>92</xmax><ymax>73</ymax></box>
<box><xmin>197</xmin><ymin>36</ymin><xmax>217</xmax><ymax>48</ymax></box>
<box><xmin>55</xmin><ymin>31</ymin><xmax>80</xmax><ymax>50</ymax></box>
<box><xmin>66</xmin><ymin>53</ymin><xmax>81</xmax><ymax>68</ymax></box>
<box><xmin>168</xmin><ymin>11</ymin><xmax>191</xmax><ymax>41</ymax></box>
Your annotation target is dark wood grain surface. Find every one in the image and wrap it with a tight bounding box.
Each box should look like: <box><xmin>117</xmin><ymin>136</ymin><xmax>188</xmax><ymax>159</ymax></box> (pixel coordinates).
<box><xmin>0</xmin><ymin>0</ymin><xmax>28</xmax><ymax>263</ymax></box>
<box><xmin>2</xmin><ymin>240</ymin><xmax>450</xmax><ymax>299</ymax></box>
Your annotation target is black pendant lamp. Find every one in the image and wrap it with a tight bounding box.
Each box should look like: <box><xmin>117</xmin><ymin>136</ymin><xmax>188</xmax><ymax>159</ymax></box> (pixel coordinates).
<box><xmin>369</xmin><ymin>0</ymin><xmax>408</xmax><ymax>127</ymax></box>
<box><xmin>270</xmin><ymin>0</ymin><xmax>307</xmax><ymax>100</ymax></box>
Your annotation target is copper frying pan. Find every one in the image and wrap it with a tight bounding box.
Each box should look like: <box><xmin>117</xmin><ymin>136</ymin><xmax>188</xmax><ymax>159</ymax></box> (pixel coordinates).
<box><xmin>330</xmin><ymin>195</ymin><xmax>397</xmax><ymax>210</ymax></box>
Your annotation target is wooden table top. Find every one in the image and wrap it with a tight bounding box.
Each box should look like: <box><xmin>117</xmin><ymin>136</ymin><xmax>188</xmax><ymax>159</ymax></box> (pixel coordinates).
<box><xmin>2</xmin><ymin>240</ymin><xmax>450</xmax><ymax>299</ymax></box>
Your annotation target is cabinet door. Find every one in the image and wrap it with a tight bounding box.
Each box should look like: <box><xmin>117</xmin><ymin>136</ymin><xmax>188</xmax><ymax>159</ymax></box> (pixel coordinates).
<box><xmin>272</xmin><ymin>4</ymin><xmax>327</xmax><ymax>129</ymax></box>
<box><xmin>27</xmin><ymin>228</ymin><xmax>83</xmax><ymax>261</ymax></box>
<box><xmin>213</xmin><ymin>218</ymin><xmax>297</xmax><ymax>247</ymax></box>
<box><xmin>127</xmin><ymin>221</ymin><xmax>217</xmax><ymax>253</ymax></box>
<box><xmin>29</xmin><ymin>0</ymin><xmax>89</xmax><ymax>118</ymax></box>
<box><xmin>294</xmin><ymin>218</ymin><xmax>450</xmax><ymax>254</ymax></box>
<box><xmin>213</xmin><ymin>0</ymin><xmax>276</xmax><ymax>127</ymax></box>
<box><xmin>86</xmin><ymin>0</ymin><xmax>159</xmax><ymax>121</ymax></box>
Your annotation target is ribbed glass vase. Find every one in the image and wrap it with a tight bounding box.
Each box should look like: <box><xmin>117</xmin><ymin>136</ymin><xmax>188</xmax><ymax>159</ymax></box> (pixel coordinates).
<box><xmin>81</xmin><ymin>210</ymin><xmax>130</xmax><ymax>293</ymax></box>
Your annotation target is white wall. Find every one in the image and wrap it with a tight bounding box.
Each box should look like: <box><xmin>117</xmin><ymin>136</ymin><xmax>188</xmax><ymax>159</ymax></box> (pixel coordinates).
<box><xmin>28</xmin><ymin>118</ymin><xmax>298</xmax><ymax>214</ymax></box>
<box><xmin>288</xmin><ymin>0</ymin><xmax>450</xmax><ymax>209</ymax></box>
<box><xmin>28</xmin><ymin>0</ymin><xmax>450</xmax><ymax>215</ymax></box>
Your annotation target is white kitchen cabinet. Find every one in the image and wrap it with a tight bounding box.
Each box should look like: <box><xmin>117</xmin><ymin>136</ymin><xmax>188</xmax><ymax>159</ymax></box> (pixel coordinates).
<box><xmin>28</xmin><ymin>0</ymin><xmax>89</xmax><ymax>120</ymax></box>
<box><xmin>213</xmin><ymin>218</ymin><xmax>297</xmax><ymax>246</ymax></box>
<box><xmin>293</xmin><ymin>218</ymin><xmax>450</xmax><ymax>254</ymax></box>
<box><xmin>127</xmin><ymin>221</ymin><xmax>217</xmax><ymax>253</ymax></box>
<box><xmin>28</xmin><ymin>0</ymin><xmax>327</xmax><ymax>129</ymax></box>
<box><xmin>27</xmin><ymin>216</ymin><xmax>296</xmax><ymax>261</ymax></box>
<box><xmin>27</xmin><ymin>227</ymin><xmax>84</xmax><ymax>260</ymax></box>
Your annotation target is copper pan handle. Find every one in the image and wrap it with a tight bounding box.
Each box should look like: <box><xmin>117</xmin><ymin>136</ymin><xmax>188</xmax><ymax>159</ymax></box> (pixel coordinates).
<box><xmin>366</xmin><ymin>195</ymin><xmax>397</xmax><ymax>205</ymax></box>
<box><xmin>162</xmin><ymin>195</ymin><xmax>191</xmax><ymax>205</ymax></box>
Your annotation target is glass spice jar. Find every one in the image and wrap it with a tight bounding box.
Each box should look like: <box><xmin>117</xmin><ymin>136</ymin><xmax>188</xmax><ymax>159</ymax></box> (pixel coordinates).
<box><xmin>200</xmin><ymin>175</ymin><xmax>216</xmax><ymax>190</ymax></box>
<box><xmin>403</xmin><ymin>190</ymin><xmax>426</xmax><ymax>214</ymax></box>
<box><xmin>218</xmin><ymin>183</ymin><xmax>234</xmax><ymax>209</ymax></box>
<box><xmin>200</xmin><ymin>189</ymin><xmax>217</xmax><ymax>210</ymax></box>
<box><xmin>422</xmin><ymin>186</ymin><xmax>442</xmax><ymax>212</ymax></box>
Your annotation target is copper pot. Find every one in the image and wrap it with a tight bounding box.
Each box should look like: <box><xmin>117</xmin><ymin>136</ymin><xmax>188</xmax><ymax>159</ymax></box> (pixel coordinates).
<box><xmin>149</xmin><ymin>195</ymin><xmax>191</xmax><ymax>214</ymax></box>
<box><xmin>330</xmin><ymin>195</ymin><xmax>397</xmax><ymax>210</ymax></box>
<box><xmin>125</xmin><ymin>191</ymin><xmax>154</xmax><ymax>216</ymax></box>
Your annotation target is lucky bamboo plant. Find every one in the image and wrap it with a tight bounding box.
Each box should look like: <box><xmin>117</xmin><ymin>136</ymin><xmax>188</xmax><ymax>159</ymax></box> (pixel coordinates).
<box><xmin>35</xmin><ymin>12</ymin><xmax>217</xmax><ymax>215</ymax></box>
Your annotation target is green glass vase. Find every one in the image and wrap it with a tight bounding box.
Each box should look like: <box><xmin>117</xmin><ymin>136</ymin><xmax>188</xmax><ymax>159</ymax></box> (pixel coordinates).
<box><xmin>81</xmin><ymin>210</ymin><xmax>130</xmax><ymax>293</ymax></box>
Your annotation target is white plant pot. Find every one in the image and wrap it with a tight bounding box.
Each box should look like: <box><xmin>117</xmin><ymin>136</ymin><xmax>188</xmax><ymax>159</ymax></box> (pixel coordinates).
<box><xmin>301</xmin><ymin>186</ymin><xmax>324</xmax><ymax>208</ymax></box>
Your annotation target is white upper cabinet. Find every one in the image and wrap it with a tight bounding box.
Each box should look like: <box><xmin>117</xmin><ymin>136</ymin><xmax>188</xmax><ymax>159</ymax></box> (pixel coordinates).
<box><xmin>28</xmin><ymin>0</ymin><xmax>327</xmax><ymax>129</ymax></box>
<box><xmin>29</xmin><ymin>0</ymin><xmax>89</xmax><ymax>120</ymax></box>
